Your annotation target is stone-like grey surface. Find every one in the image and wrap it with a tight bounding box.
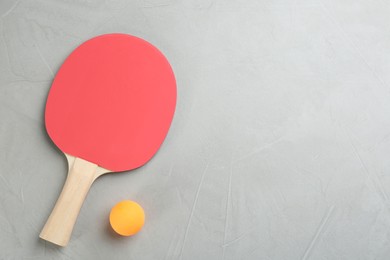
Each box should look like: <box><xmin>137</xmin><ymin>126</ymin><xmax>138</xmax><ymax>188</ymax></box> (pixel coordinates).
<box><xmin>1</xmin><ymin>0</ymin><xmax>390</xmax><ymax>259</ymax></box>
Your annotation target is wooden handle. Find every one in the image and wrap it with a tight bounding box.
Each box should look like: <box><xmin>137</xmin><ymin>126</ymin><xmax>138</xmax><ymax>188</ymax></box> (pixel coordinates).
<box><xmin>40</xmin><ymin>157</ymin><xmax>98</xmax><ymax>246</ymax></box>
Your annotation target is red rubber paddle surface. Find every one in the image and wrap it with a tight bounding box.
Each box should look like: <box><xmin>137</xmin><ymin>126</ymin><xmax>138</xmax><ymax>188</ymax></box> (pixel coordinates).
<box><xmin>45</xmin><ymin>34</ymin><xmax>176</xmax><ymax>172</ymax></box>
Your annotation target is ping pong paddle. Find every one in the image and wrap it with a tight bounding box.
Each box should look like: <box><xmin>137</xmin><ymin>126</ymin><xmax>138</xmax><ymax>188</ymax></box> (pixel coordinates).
<box><xmin>40</xmin><ymin>34</ymin><xmax>176</xmax><ymax>246</ymax></box>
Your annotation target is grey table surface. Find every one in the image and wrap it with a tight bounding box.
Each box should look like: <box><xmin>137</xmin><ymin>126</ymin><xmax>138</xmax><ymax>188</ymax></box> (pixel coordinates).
<box><xmin>1</xmin><ymin>0</ymin><xmax>390</xmax><ymax>259</ymax></box>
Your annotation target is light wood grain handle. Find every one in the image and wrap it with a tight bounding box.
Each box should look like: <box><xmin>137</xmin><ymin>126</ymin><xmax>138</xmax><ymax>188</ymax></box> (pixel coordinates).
<box><xmin>40</xmin><ymin>157</ymin><xmax>98</xmax><ymax>246</ymax></box>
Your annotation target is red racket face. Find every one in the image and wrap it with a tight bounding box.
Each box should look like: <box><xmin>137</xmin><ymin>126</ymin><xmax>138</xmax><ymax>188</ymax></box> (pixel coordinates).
<box><xmin>45</xmin><ymin>34</ymin><xmax>176</xmax><ymax>172</ymax></box>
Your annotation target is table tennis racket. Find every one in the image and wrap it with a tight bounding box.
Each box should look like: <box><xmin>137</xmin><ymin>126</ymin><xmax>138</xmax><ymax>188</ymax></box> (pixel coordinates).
<box><xmin>39</xmin><ymin>34</ymin><xmax>176</xmax><ymax>246</ymax></box>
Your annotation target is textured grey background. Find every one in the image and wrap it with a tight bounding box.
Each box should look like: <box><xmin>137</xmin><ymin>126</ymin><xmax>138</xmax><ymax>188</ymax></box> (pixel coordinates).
<box><xmin>1</xmin><ymin>0</ymin><xmax>390</xmax><ymax>259</ymax></box>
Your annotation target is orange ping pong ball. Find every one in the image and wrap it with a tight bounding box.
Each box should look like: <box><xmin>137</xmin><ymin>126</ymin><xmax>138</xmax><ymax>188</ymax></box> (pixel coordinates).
<box><xmin>109</xmin><ymin>200</ymin><xmax>145</xmax><ymax>236</ymax></box>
